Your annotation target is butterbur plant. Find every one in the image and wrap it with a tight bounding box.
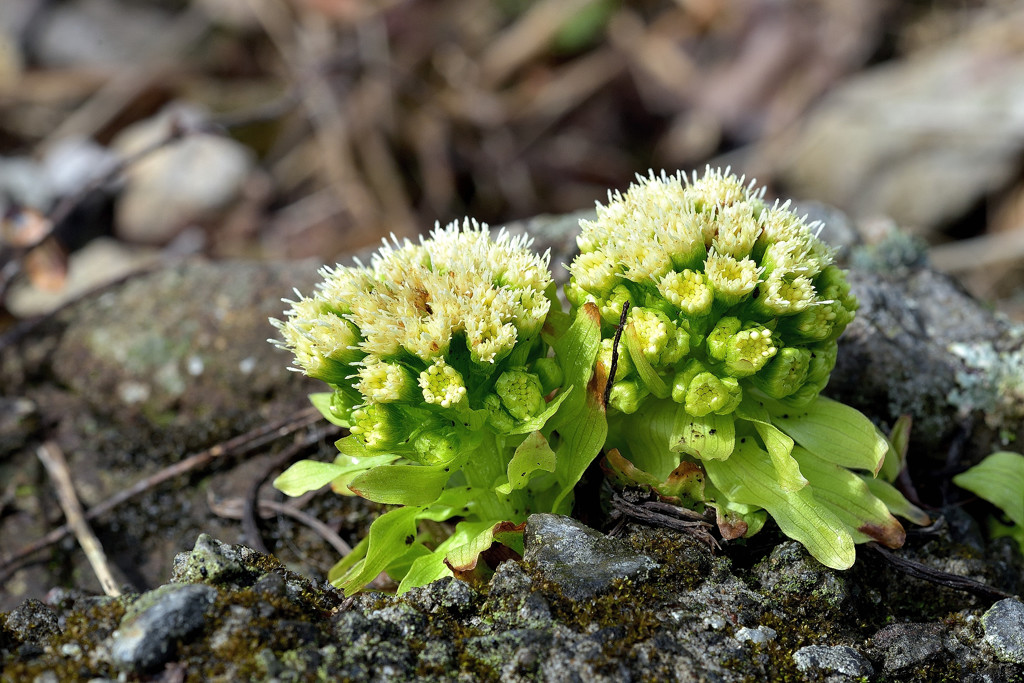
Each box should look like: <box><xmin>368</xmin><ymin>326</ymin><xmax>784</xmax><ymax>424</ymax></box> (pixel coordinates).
<box><xmin>270</xmin><ymin>220</ymin><xmax>600</xmax><ymax>594</ymax></box>
<box><xmin>272</xmin><ymin>168</ymin><xmax>929</xmax><ymax>594</ymax></box>
<box><xmin>567</xmin><ymin>169</ymin><xmax>928</xmax><ymax>569</ymax></box>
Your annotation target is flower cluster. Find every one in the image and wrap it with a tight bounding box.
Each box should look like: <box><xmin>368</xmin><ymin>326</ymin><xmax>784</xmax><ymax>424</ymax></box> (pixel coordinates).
<box><xmin>568</xmin><ymin>168</ymin><xmax>856</xmax><ymax>415</ymax></box>
<box><xmin>272</xmin><ymin>169</ymin><xmax>928</xmax><ymax>590</ymax></box>
<box><xmin>271</xmin><ymin>220</ymin><xmax>593</xmax><ymax>594</ymax></box>
<box><xmin>569</xmin><ymin>169</ymin><xmax>924</xmax><ymax>570</ymax></box>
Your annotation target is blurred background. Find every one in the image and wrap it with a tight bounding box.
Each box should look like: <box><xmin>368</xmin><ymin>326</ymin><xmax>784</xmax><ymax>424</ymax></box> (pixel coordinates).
<box><xmin>2</xmin><ymin>0</ymin><xmax>1023</xmax><ymax>324</ymax></box>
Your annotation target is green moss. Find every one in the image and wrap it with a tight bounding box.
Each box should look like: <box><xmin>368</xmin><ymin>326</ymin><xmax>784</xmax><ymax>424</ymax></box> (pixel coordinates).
<box><xmin>0</xmin><ymin>597</ymin><xmax>127</xmax><ymax>682</ymax></box>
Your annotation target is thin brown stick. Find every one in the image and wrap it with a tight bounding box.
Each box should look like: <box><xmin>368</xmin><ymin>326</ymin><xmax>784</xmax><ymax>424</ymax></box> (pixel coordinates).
<box><xmin>208</xmin><ymin>495</ymin><xmax>352</xmax><ymax>558</ymax></box>
<box><xmin>866</xmin><ymin>542</ymin><xmax>1016</xmax><ymax>601</ymax></box>
<box><xmin>240</xmin><ymin>427</ymin><xmax>340</xmax><ymax>554</ymax></box>
<box><xmin>35</xmin><ymin>441</ymin><xmax>121</xmax><ymax>596</ymax></box>
<box><xmin>603</xmin><ymin>301</ymin><xmax>630</xmax><ymax>408</ymax></box>
<box><xmin>0</xmin><ymin>407</ymin><xmax>322</xmax><ymax>580</ymax></box>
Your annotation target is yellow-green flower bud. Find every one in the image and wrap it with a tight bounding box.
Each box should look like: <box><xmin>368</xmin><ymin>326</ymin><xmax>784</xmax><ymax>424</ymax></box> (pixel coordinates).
<box><xmin>724</xmin><ymin>324</ymin><xmax>777</xmax><ymax>378</ymax></box>
<box><xmin>751</xmin><ymin>347</ymin><xmax>812</xmax><ymax>399</ymax></box>
<box><xmin>273</xmin><ymin>303</ymin><xmax>362</xmax><ymax>386</ymax></box>
<box><xmin>685</xmin><ymin>167</ymin><xmax>752</xmax><ymax>212</ymax></box>
<box><xmin>684</xmin><ymin>371</ymin><xmax>742</xmax><ymax>417</ymax></box>
<box><xmin>355</xmin><ymin>360</ymin><xmax>417</xmax><ymax>403</ymax></box>
<box><xmin>565</xmin><ymin>280</ymin><xmax>592</xmax><ymax>308</ymax></box>
<box><xmin>511</xmin><ymin>288</ymin><xmax>551</xmax><ymax>340</ymax></box>
<box><xmin>705</xmin><ymin>251</ymin><xmax>760</xmax><ymax>307</ymax></box>
<box><xmin>671</xmin><ymin>359</ymin><xmax>742</xmax><ymax>416</ymax></box>
<box><xmin>807</xmin><ymin>342</ymin><xmax>838</xmax><ymax>385</ymax></box>
<box><xmin>609</xmin><ymin>379</ymin><xmax>649</xmax><ymax>414</ymax></box>
<box><xmin>711</xmin><ymin>204</ymin><xmax>760</xmax><ymax>259</ymax></box>
<box><xmin>598</xmin><ymin>338</ymin><xmax>633</xmax><ymax>381</ymax></box>
<box><xmin>658</xmin><ymin>269</ymin><xmax>714</xmax><ymax>317</ymax></box>
<box><xmin>350</xmin><ymin>403</ymin><xmax>403</xmax><ymax>449</ymax></box>
<box><xmin>599</xmin><ymin>284</ymin><xmax>635</xmax><ymax>326</ymax></box>
<box><xmin>413</xmin><ymin>427</ymin><xmax>460</xmax><ymax>466</ymax></box>
<box><xmin>783</xmin><ymin>342</ymin><xmax>839</xmax><ymax>405</ymax></box>
<box><xmin>572</xmin><ymin>250</ymin><xmax>620</xmax><ymax>298</ymax></box>
<box><xmin>531</xmin><ymin>357</ymin><xmax>564</xmax><ymax>395</ymax></box>
<box><xmin>707</xmin><ymin>317</ymin><xmax>742</xmax><ymax>362</ymax></box>
<box><xmin>672</xmin><ymin>358</ymin><xmax>707</xmax><ymax>405</ymax></box>
<box><xmin>418</xmin><ymin>359</ymin><xmax>467</xmax><ymax>408</ymax></box>
<box><xmin>626</xmin><ymin>307</ymin><xmax>689</xmax><ymax>368</ymax></box>
<box><xmin>330</xmin><ymin>388</ymin><xmax>360</xmax><ymax>425</ymax></box>
<box><xmin>750</xmin><ymin>273</ymin><xmax>815</xmax><ymax>318</ymax></box>
<box><xmin>781</xmin><ymin>302</ymin><xmax>839</xmax><ymax>342</ymax></box>
<box><xmin>496</xmin><ymin>369</ymin><xmax>546</xmax><ymax>421</ymax></box>
<box><xmin>483</xmin><ymin>393</ymin><xmax>516</xmax><ymax>432</ymax></box>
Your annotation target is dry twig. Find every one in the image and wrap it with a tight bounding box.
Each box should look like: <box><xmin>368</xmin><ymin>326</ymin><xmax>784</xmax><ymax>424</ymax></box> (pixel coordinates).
<box><xmin>0</xmin><ymin>407</ymin><xmax>324</xmax><ymax>583</ymax></box>
<box><xmin>35</xmin><ymin>441</ymin><xmax>121</xmax><ymax>597</ymax></box>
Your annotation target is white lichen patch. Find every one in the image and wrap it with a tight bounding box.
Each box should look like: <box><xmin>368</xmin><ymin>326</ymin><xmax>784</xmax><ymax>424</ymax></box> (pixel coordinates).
<box><xmin>949</xmin><ymin>339</ymin><xmax>1024</xmax><ymax>437</ymax></box>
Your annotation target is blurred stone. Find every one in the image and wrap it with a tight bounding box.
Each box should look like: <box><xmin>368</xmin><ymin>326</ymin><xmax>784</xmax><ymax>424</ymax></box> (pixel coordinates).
<box><xmin>31</xmin><ymin>0</ymin><xmax>172</xmax><ymax>68</ymax></box>
<box><xmin>6</xmin><ymin>238</ymin><xmax>161</xmax><ymax>317</ymax></box>
<box><xmin>112</xmin><ymin>104</ymin><xmax>255</xmax><ymax>244</ymax></box>
<box><xmin>779</xmin><ymin>6</ymin><xmax>1024</xmax><ymax>235</ymax></box>
<box><xmin>41</xmin><ymin>137</ymin><xmax>118</xmax><ymax>197</ymax></box>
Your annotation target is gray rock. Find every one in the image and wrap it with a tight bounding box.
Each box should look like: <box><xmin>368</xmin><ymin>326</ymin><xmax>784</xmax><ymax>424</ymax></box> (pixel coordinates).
<box><xmin>734</xmin><ymin>625</ymin><xmax>776</xmax><ymax>645</ymax></box>
<box><xmin>400</xmin><ymin>576</ymin><xmax>479</xmax><ymax>616</ymax></box>
<box><xmin>793</xmin><ymin>645</ymin><xmax>874</xmax><ymax>677</ymax></box>
<box><xmin>170</xmin><ymin>533</ymin><xmax>256</xmax><ymax>586</ymax></box>
<box><xmin>871</xmin><ymin>622</ymin><xmax>946</xmax><ymax>674</ymax></box>
<box><xmin>983</xmin><ymin>598</ymin><xmax>1024</xmax><ymax>664</ymax></box>
<box><xmin>828</xmin><ymin>265</ymin><xmax>1024</xmax><ymax>462</ymax></box>
<box><xmin>109</xmin><ymin>583</ymin><xmax>217</xmax><ymax>672</ymax></box>
<box><xmin>753</xmin><ymin>542</ymin><xmax>849</xmax><ymax>615</ymax></box>
<box><xmin>523</xmin><ymin>513</ymin><xmax>658</xmax><ymax>600</ymax></box>
<box><xmin>2</xmin><ymin>599</ymin><xmax>60</xmax><ymax>642</ymax></box>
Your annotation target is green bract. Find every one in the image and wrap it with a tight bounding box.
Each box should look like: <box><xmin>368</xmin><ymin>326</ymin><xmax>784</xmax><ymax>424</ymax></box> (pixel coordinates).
<box><xmin>568</xmin><ymin>168</ymin><xmax>925</xmax><ymax>569</ymax></box>
<box><xmin>271</xmin><ymin>220</ymin><xmax>598</xmax><ymax>594</ymax></box>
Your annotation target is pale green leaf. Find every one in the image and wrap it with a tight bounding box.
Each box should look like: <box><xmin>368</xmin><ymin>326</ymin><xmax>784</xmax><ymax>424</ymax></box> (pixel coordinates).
<box><xmin>768</xmin><ymin>396</ymin><xmax>886</xmax><ymax>474</ymax></box>
<box><xmin>953</xmin><ymin>451</ymin><xmax>1024</xmax><ymax>527</ymax></box>
<box><xmin>792</xmin><ymin>446</ymin><xmax>905</xmax><ymax>548</ymax></box>
<box><xmin>610</xmin><ymin>399</ymin><xmax>680</xmax><ymax>480</ymax></box>
<box><xmin>417</xmin><ymin>486</ymin><xmax>476</xmax><ymax>522</ymax></box>
<box><xmin>878</xmin><ymin>415</ymin><xmax>912</xmax><ymax>484</ymax></box>
<box><xmin>337</xmin><ymin>505</ymin><xmax>422</xmax><ymax>595</ymax></box>
<box><xmin>348</xmin><ymin>461</ymin><xmax>456</xmax><ymax>506</ymax></box>
<box><xmin>496</xmin><ymin>431</ymin><xmax>557</xmax><ymax>494</ymax></box>
<box><xmin>860</xmin><ymin>476</ymin><xmax>931</xmax><ymax>526</ymax></box>
<box><xmin>703</xmin><ymin>439</ymin><xmax>856</xmax><ymax>569</ymax></box>
<box><xmin>507</xmin><ymin>387</ymin><xmax>573</xmax><ymax>435</ymax></box>
<box><xmin>737</xmin><ymin>397</ymin><xmax>806</xmax><ymax>492</ymax></box>
<box><xmin>309</xmin><ymin>391</ymin><xmax>350</xmax><ymax>427</ymax></box>
<box><xmin>550</xmin><ymin>303</ymin><xmax>607</xmax><ymax>512</ymax></box>
<box><xmin>444</xmin><ymin>519</ymin><xmax>515</xmax><ymax>571</ymax></box>
<box><xmin>624</xmin><ymin>323</ymin><xmax>670</xmax><ymax>398</ymax></box>
<box><xmin>274</xmin><ymin>460</ymin><xmax>347</xmax><ymax>497</ymax></box>
<box><xmin>399</xmin><ymin>517</ymin><xmax>521</xmax><ymax>594</ymax></box>
<box><xmin>671</xmin><ymin>411</ymin><xmax>735</xmax><ymax>461</ymax></box>
<box><xmin>328</xmin><ymin>535</ymin><xmax>368</xmax><ymax>585</ymax></box>
<box><xmin>397</xmin><ymin>546</ymin><xmax>453</xmax><ymax>594</ymax></box>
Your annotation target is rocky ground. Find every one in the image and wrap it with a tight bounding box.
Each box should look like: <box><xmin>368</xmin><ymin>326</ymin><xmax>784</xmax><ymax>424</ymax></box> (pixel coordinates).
<box><xmin>1</xmin><ymin>214</ymin><xmax>1024</xmax><ymax>681</ymax></box>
